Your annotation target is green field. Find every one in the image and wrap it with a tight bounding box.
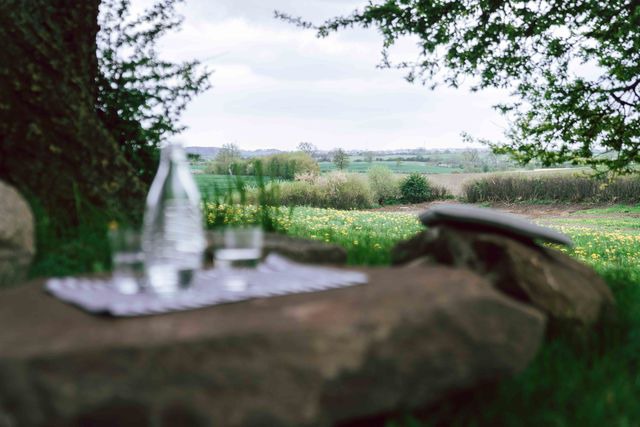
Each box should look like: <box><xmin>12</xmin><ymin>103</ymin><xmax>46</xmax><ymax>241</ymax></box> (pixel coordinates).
<box><xmin>319</xmin><ymin>160</ymin><xmax>463</xmax><ymax>174</ymax></box>
<box><xmin>577</xmin><ymin>204</ymin><xmax>640</xmax><ymax>215</ymax></box>
<box><xmin>206</xmin><ymin>203</ymin><xmax>639</xmax><ymax>277</ymax></box>
<box><xmin>194</xmin><ymin>174</ymin><xmax>275</xmax><ymax>198</ymax></box>
<box><xmin>206</xmin><ymin>204</ymin><xmax>425</xmax><ymax>265</ymax></box>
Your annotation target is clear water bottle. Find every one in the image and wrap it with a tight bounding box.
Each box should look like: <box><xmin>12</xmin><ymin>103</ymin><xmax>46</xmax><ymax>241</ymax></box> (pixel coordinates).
<box><xmin>142</xmin><ymin>142</ymin><xmax>206</xmax><ymax>293</ymax></box>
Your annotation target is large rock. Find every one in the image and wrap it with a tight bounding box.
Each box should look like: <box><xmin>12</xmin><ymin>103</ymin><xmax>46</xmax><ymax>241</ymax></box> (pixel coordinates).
<box><xmin>0</xmin><ymin>266</ymin><xmax>545</xmax><ymax>426</ymax></box>
<box><xmin>393</xmin><ymin>226</ymin><xmax>615</xmax><ymax>332</ymax></box>
<box><xmin>0</xmin><ymin>181</ymin><xmax>35</xmax><ymax>287</ymax></box>
<box><xmin>263</xmin><ymin>233</ymin><xmax>348</xmax><ymax>265</ymax></box>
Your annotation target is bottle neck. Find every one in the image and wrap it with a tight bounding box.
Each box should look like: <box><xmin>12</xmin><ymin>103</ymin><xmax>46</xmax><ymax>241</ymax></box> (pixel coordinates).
<box><xmin>161</xmin><ymin>143</ymin><xmax>187</xmax><ymax>166</ymax></box>
<box><xmin>155</xmin><ymin>143</ymin><xmax>201</xmax><ymax>203</ymax></box>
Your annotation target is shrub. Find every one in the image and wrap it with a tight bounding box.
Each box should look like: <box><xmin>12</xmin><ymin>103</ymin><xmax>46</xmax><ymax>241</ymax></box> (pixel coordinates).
<box><xmin>462</xmin><ymin>173</ymin><xmax>640</xmax><ymax>203</ymax></box>
<box><xmin>293</xmin><ymin>171</ymin><xmax>318</xmax><ymax>184</ymax></box>
<box><xmin>277</xmin><ymin>180</ymin><xmax>324</xmax><ymax>207</ymax></box>
<box><xmin>322</xmin><ymin>172</ymin><xmax>374</xmax><ymax>209</ymax></box>
<box><xmin>260</xmin><ymin>152</ymin><xmax>319</xmax><ymax>180</ymax></box>
<box><xmin>368</xmin><ymin>166</ymin><xmax>401</xmax><ymax>205</ymax></box>
<box><xmin>428</xmin><ymin>183</ymin><xmax>453</xmax><ymax>200</ymax></box>
<box><xmin>274</xmin><ymin>172</ymin><xmax>375</xmax><ymax>209</ymax></box>
<box><xmin>400</xmin><ymin>173</ymin><xmax>432</xmax><ymax>203</ymax></box>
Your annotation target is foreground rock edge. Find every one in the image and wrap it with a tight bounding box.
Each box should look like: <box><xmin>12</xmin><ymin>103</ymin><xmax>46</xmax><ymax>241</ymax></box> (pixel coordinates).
<box><xmin>205</xmin><ymin>231</ymin><xmax>349</xmax><ymax>266</ymax></box>
<box><xmin>0</xmin><ymin>181</ymin><xmax>35</xmax><ymax>288</ymax></box>
<box><xmin>0</xmin><ymin>266</ymin><xmax>545</xmax><ymax>427</ymax></box>
<box><xmin>392</xmin><ymin>226</ymin><xmax>615</xmax><ymax>333</ymax></box>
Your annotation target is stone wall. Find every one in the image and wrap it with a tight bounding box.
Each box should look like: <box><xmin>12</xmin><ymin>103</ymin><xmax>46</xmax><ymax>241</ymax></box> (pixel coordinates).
<box><xmin>0</xmin><ymin>266</ymin><xmax>545</xmax><ymax>426</ymax></box>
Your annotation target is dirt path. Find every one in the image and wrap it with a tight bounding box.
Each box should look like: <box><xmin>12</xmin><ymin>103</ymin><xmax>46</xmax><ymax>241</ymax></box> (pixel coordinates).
<box><xmin>371</xmin><ymin>201</ymin><xmax>617</xmax><ymax>220</ymax></box>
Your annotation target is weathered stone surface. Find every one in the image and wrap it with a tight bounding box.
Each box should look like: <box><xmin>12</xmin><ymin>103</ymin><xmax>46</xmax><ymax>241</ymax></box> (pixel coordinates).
<box><xmin>393</xmin><ymin>226</ymin><xmax>615</xmax><ymax>332</ymax></box>
<box><xmin>206</xmin><ymin>231</ymin><xmax>348</xmax><ymax>265</ymax></box>
<box><xmin>0</xmin><ymin>266</ymin><xmax>545</xmax><ymax>426</ymax></box>
<box><xmin>0</xmin><ymin>181</ymin><xmax>35</xmax><ymax>287</ymax></box>
<box><xmin>420</xmin><ymin>204</ymin><xmax>573</xmax><ymax>246</ymax></box>
<box><xmin>264</xmin><ymin>233</ymin><xmax>348</xmax><ymax>265</ymax></box>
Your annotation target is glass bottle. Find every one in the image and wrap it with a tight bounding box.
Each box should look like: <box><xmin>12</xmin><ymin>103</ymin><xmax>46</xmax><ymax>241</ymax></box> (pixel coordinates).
<box><xmin>142</xmin><ymin>142</ymin><xmax>206</xmax><ymax>293</ymax></box>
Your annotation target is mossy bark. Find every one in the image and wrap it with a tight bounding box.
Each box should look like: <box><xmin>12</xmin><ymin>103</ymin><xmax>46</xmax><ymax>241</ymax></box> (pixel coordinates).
<box><xmin>0</xmin><ymin>0</ymin><xmax>146</xmax><ymax>222</ymax></box>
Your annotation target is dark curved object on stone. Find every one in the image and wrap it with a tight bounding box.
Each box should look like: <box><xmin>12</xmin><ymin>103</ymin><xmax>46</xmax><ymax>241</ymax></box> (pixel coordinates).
<box><xmin>419</xmin><ymin>204</ymin><xmax>573</xmax><ymax>247</ymax></box>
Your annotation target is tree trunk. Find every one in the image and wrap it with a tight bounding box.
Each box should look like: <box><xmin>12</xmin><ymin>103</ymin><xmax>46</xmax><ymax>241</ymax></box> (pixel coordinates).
<box><xmin>0</xmin><ymin>0</ymin><xmax>146</xmax><ymax>222</ymax></box>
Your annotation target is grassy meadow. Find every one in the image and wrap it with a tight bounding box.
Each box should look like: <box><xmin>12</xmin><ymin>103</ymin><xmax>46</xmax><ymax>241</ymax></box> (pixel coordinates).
<box><xmin>205</xmin><ymin>204</ymin><xmax>425</xmax><ymax>265</ymax></box>
<box><xmin>202</xmin><ymin>201</ymin><xmax>640</xmax><ymax>427</ymax></box>
<box><xmin>203</xmin><ymin>202</ymin><xmax>640</xmax><ymax>273</ymax></box>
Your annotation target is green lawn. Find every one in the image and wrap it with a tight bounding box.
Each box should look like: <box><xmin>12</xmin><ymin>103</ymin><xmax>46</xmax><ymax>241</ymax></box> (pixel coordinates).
<box><xmin>285</xmin><ymin>208</ymin><xmax>424</xmax><ymax>264</ymax></box>
<box><xmin>204</xmin><ymin>204</ymin><xmax>425</xmax><ymax>265</ymax></box>
<box><xmin>205</xmin><ymin>203</ymin><xmax>640</xmax><ymax>273</ymax></box>
<box><xmin>540</xmin><ymin>216</ymin><xmax>640</xmax><ymax>231</ymax></box>
<box><xmin>577</xmin><ymin>204</ymin><xmax>640</xmax><ymax>215</ymax></box>
<box><xmin>194</xmin><ymin>174</ymin><xmax>275</xmax><ymax>198</ymax></box>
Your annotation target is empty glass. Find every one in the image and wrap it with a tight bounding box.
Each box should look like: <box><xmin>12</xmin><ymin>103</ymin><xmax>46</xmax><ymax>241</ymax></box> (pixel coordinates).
<box><xmin>214</xmin><ymin>226</ymin><xmax>264</xmax><ymax>291</ymax></box>
<box><xmin>108</xmin><ymin>226</ymin><xmax>144</xmax><ymax>294</ymax></box>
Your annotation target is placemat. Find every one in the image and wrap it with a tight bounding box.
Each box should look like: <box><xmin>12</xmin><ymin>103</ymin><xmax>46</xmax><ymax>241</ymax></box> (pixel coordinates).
<box><xmin>45</xmin><ymin>254</ymin><xmax>368</xmax><ymax>317</ymax></box>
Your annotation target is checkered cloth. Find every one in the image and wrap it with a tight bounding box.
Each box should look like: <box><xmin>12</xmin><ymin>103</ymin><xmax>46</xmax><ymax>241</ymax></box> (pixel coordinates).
<box><xmin>45</xmin><ymin>254</ymin><xmax>367</xmax><ymax>317</ymax></box>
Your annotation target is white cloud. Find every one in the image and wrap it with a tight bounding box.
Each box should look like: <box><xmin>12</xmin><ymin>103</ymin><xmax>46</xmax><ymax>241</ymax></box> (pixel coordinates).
<box><xmin>128</xmin><ymin>0</ymin><xmax>511</xmax><ymax>150</ymax></box>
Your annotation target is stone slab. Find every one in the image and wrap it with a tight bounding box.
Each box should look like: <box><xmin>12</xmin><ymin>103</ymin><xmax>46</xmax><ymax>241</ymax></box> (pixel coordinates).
<box><xmin>0</xmin><ymin>266</ymin><xmax>545</xmax><ymax>427</ymax></box>
<box><xmin>419</xmin><ymin>203</ymin><xmax>573</xmax><ymax>246</ymax></box>
<box><xmin>205</xmin><ymin>232</ymin><xmax>348</xmax><ymax>266</ymax></box>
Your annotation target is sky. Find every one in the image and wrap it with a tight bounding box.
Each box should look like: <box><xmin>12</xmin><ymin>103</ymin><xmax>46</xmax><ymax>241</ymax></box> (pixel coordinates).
<box><xmin>130</xmin><ymin>0</ymin><xmax>511</xmax><ymax>151</ymax></box>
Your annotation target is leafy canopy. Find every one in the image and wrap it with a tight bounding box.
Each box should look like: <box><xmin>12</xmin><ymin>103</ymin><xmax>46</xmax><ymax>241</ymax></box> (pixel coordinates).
<box><xmin>277</xmin><ymin>1</ymin><xmax>640</xmax><ymax>175</ymax></box>
<box><xmin>97</xmin><ymin>0</ymin><xmax>211</xmax><ymax>185</ymax></box>
<box><xmin>297</xmin><ymin>142</ymin><xmax>318</xmax><ymax>158</ymax></box>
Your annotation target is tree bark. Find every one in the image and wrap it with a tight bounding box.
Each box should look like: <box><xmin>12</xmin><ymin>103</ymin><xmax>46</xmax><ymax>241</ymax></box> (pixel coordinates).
<box><xmin>0</xmin><ymin>0</ymin><xmax>145</xmax><ymax>222</ymax></box>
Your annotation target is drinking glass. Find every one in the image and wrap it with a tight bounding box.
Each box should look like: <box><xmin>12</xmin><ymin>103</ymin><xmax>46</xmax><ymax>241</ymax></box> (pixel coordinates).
<box><xmin>108</xmin><ymin>226</ymin><xmax>144</xmax><ymax>294</ymax></box>
<box><xmin>214</xmin><ymin>226</ymin><xmax>263</xmax><ymax>291</ymax></box>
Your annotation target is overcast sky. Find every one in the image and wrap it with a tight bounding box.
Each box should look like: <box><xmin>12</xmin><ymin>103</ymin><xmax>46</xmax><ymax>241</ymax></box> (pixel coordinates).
<box><xmin>130</xmin><ymin>0</ymin><xmax>510</xmax><ymax>151</ymax></box>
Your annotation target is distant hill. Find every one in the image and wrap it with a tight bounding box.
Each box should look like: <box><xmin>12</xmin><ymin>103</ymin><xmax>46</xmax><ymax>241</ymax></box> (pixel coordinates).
<box><xmin>185</xmin><ymin>146</ymin><xmax>284</xmax><ymax>159</ymax></box>
<box><xmin>244</xmin><ymin>148</ymin><xmax>285</xmax><ymax>158</ymax></box>
<box><xmin>185</xmin><ymin>146</ymin><xmax>523</xmax><ymax>160</ymax></box>
<box><xmin>185</xmin><ymin>147</ymin><xmax>220</xmax><ymax>158</ymax></box>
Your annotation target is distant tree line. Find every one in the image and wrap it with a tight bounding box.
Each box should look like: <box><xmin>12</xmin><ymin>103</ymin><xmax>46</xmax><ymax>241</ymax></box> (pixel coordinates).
<box><xmin>206</xmin><ymin>143</ymin><xmax>319</xmax><ymax>179</ymax></box>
